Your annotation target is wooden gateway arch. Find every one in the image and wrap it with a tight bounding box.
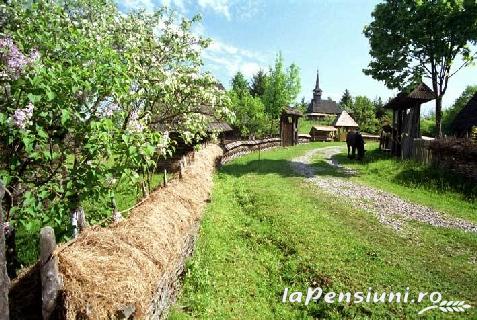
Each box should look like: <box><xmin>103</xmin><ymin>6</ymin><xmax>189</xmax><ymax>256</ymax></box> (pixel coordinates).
<box><xmin>384</xmin><ymin>83</ymin><xmax>436</xmax><ymax>158</ymax></box>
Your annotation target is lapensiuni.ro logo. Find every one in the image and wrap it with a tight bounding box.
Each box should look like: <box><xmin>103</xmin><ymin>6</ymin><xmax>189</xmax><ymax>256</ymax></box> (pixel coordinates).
<box><xmin>282</xmin><ymin>287</ymin><xmax>472</xmax><ymax>315</ymax></box>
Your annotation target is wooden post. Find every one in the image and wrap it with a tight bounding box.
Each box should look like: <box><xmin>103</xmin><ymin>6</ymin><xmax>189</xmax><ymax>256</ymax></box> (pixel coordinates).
<box><xmin>0</xmin><ymin>182</ymin><xmax>9</xmax><ymax>320</ymax></box>
<box><xmin>163</xmin><ymin>169</ymin><xmax>168</xmax><ymax>187</ymax></box>
<box><xmin>40</xmin><ymin>226</ymin><xmax>61</xmax><ymax>320</ymax></box>
<box><xmin>77</xmin><ymin>208</ymin><xmax>87</xmax><ymax>234</ymax></box>
<box><xmin>71</xmin><ymin>207</ymin><xmax>87</xmax><ymax>238</ymax></box>
<box><xmin>179</xmin><ymin>160</ymin><xmax>184</xmax><ymax>179</ymax></box>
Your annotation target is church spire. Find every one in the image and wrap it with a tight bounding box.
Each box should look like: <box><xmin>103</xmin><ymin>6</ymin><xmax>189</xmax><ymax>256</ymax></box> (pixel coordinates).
<box><xmin>313</xmin><ymin>68</ymin><xmax>322</xmax><ymax>100</ymax></box>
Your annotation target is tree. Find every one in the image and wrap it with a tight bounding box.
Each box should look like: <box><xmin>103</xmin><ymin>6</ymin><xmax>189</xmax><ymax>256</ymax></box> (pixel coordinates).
<box><xmin>0</xmin><ymin>0</ymin><xmax>232</xmax><ymax>242</ymax></box>
<box><xmin>296</xmin><ymin>97</ymin><xmax>308</xmax><ymax>114</ymax></box>
<box><xmin>363</xmin><ymin>0</ymin><xmax>477</xmax><ymax>137</ymax></box>
<box><xmin>339</xmin><ymin>89</ymin><xmax>353</xmax><ymax>111</ymax></box>
<box><xmin>250</xmin><ymin>69</ymin><xmax>267</xmax><ymax>98</ymax></box>
<box><xmin>350</xmin><ymin>96</ymin><xmax>380</xmax><ymax>133</ymax></box>
<box><xmin>231</xmin><ymin>72</ymin><xmax>249</xmax><ymax>98</ymax></box>
<box><xmin>228</xmin><ymin>91</ymin><xmax>269</xmax><ymax>138</ymax></box>
<box><xmin>442</xmin><ymin>85</ymin><xmax>477</xmax><ymax>134</ymax></box>
<box><xmin>262</xmin><ymin>52</ymin><xmax>301</xmax><ymax>119</ymax></box>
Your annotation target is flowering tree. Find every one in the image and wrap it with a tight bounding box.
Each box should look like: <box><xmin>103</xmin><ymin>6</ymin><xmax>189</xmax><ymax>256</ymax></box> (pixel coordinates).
<box><xmin>0</xmin><ymin>0</ymin><xmax>232</xmax><ymax>246</ymax></box>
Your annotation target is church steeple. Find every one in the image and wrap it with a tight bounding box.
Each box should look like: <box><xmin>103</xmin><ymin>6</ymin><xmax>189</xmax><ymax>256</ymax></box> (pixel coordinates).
<box><xmin>313</xmin><ymin>69</ymin><xmax>322</xmax><ymax>101</ymax></box>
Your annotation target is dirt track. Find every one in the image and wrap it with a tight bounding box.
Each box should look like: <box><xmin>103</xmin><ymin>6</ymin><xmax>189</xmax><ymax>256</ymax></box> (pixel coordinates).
<box><xmin>291</xmin><ymin>146</ymin><xmax>477</xmax><ymax>233</ymax></box>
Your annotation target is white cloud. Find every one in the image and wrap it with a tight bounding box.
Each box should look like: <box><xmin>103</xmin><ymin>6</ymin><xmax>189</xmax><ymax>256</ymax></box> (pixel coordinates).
<box><xmin>203</xmin><ymin>38</ymin><xmax>268</xmax><ymax>81</ymax></box>
<box><xmin>198</xmin><ymin>0</ymin><xmax>231</xmax><ymax>19</ymax></box>
<box><xmin>240</xmin><ymin>62</ymin><xmax>261</xmax><ymax>79</ymax></box>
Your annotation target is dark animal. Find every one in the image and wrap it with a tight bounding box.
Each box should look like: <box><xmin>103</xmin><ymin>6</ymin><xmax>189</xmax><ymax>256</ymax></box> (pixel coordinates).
<box><xmin>346</xmin><ymin>130</ymin><xmax>356</xmax><ymax>159</ymax></box>
<box><xmin>346</xmin><ymin>130</ymin><xmax>365</xmax><ymax>160</ymax></box>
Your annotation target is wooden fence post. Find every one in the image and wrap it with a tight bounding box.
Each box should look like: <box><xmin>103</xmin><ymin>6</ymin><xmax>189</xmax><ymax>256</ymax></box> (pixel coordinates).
<box><xmin>163</xmin><ymin>169</ymin><xmax>168</xmax><ymax>187</ymax></box>
<box><xmin>0</xmin><ymin>182</ymin><xmax>9</xmax><ymax>320</ymax></box>
<box><xmin>40</xmin><ymin>226</ymin><xmax>62</xmax><ymax>320</ymax></box>
<box><xmin>179</xmin><ymin>160</ymin><xmax>184</xmax><ymax>179</ymax></box>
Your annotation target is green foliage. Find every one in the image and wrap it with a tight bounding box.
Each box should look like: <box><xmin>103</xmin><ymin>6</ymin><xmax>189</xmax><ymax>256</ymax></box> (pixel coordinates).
<box><xmin>250</xmin><ymin>69</ymin><xmax>267</xmax><ymax>98</ymax></box>
<box><xmin>0</xmin><ymin>0</ymin><xmax>232</xmax><ymax>256</ymax></box>
<box><xmin>228</xmin><ymin>90</ymin><xmax>273</xmax><ymax>138</ymax></box>
<box><xmin>363</xmin><ymin>0</ymin><xmax>477</xmax><ymax>136</ymax></box>
<box><xmin>262</xmin><ymin>52</ymin><xmax>301</xmax><ymax>119</ymax></box>
<box><xmin>231</xmin><ymin>72</ymin><xmax>249</xmax><ymax>98</ymax></box>
<box><xmin>350</xmin><ymin>96</ymin><xmax>379</xmax><ymax>133</ymax></box>
<box><xmin>227</xmin><ymin>54</ymin><xmax>301</xmax><ymax>137</ymax></box>
<box><xmin>339</xmin><ymin>89</ymin><xmax>352</xmax><ymax>112</ymax></box>
<box><xmin>420</xmin><ymin>114</ymin><xmax>436</xmax><ymax>137</ymax></box>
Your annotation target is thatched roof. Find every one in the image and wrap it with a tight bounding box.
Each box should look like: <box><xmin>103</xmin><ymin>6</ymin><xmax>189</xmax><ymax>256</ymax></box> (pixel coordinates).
<box><xmin>452</xmin><ymin>92</ymin><xmax>477</xmax><ymax>134</ymax></box>
<box><xmin>207</xmin><ymin>121</ymin><xmax>232</xmax><ymax>133</ymax></box>
<box><xmin>333</xmin><ymin>110</ymin><xmax>358</xmax><ymax>128</ymax></box>
<box><xmin>385</xmin><ymin>83</ymin><xmax>436</xmax><ymax>110</ymax></box>
<box><xmin>311</xmin><ymin>125</ymin><xmax>337</xmax><ymax>132</ymax></box>
<box><xmin>282</xmin><ymin>107</ymin><xmax>303</xmax><ymax>117</ymax></box>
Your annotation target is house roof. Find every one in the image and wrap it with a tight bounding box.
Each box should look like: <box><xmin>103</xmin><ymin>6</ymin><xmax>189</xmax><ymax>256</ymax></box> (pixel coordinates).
<box><xmin>310</xmin><ymin>125</ymin><xmax>337</xmax><ymax>132</ymax></box>
<box><xmin>333</xmin><ymin>110</ymin><xmax>359</xmax><ymax>128</ymax></box>
<box><xmin>385</xmin><ymin>83</ymin><xmax>436</xmax><ymax>110</ymax></box>
<box><xmin>207</xmin><ymin>121</ymin><xmax>233</xmax><ymax>133</ymax></box>
<box><xmin>282</xmin><ymin>107</ymin><xmax>303</xmax><ymax>117</ymax></box>
<box><xmin>452</xmin><ymin>92</ymin><xmax>477</xmax><ymax>133</ymax></box>
<box><xmin>307</xmin><ymin>98</ymin><xmax>342</xmax><ymax>114</ymax></box>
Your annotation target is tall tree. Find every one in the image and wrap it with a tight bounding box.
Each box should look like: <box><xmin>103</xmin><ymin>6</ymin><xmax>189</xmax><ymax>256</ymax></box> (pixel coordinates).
<box><xmin>363</xmin><ymin>0</ymin><xmax>477</xmax><ymax>137</ymax></box>
<box><xmin>339</xmin><ymin>89</ymin><xmax>353</xmax><ymax>111</ymax></box>
<box><xmin>262</xmin><ymin>52</ymin><xmax>301</xmax><ymax>118</ymax></box>
<box><xmin>351</xmin><ymin>96</ymin><xmax>380</xmax><ymax>133</ymax></box>
<box><xmin>250</xmin><ymin>69</ymin><xmax>267</xmax><ymax>97</ymax></box>
<box><xmin>231</xmin><ymin>72</ymin><xmax>249</xmax><ymax>98</ymax></box>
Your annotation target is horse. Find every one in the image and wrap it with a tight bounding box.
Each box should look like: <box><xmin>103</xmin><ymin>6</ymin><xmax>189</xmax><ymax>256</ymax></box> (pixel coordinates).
<box><xmin>346</xmin><ymin>130</ymin><xmax>365</xmax><ymax>160</ymax></box>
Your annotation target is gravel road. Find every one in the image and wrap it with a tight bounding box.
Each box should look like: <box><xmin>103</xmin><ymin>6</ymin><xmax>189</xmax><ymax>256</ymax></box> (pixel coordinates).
<box><xmin>291</xmin><ymin>146</ymin><xmax>477</xmax><ymax>233</ymax></box>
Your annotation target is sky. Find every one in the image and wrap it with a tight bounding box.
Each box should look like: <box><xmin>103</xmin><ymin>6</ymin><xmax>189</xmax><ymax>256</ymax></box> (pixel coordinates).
<box><xmin>117</xmin><ymin>0</ymin><xmax>477</xmax><ymax>115</ymax></box>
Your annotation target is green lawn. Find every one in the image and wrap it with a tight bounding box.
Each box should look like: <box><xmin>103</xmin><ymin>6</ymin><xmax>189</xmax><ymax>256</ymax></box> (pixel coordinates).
<box><xmin>170</xmin><ymin>142</ymin><xmax>477</xmax><ymax>319</ymax></box>
<box><xmin>330</xmin><ymin>143</ymin><xmax>477</xmax><ymax>224</ymax></box>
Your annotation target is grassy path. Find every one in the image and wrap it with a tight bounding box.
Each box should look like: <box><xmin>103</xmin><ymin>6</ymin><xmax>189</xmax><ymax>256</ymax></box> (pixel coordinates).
<box><xmin>296</xmin><ymin>146</ymin><xmax>477</xmax><ymax>233</ymax></box>
<box><xmin>170</xmin><ymin>143</ymin><xmax>477</xmax><ymax>319</ymax></box>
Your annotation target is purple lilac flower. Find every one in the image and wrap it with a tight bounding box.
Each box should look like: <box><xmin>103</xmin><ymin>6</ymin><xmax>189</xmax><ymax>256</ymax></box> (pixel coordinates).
<box><xmin>0</xmin><ymin>37</ymin><xmax>39</xmax><ymax>80</ymax></box>
<box><xmin>12</xmin><ymin>103</ymin><xmax>34</xmax><ymax>129</ymax></box>
<box><xmin>127</xmin><ymin>110</ymin><xmax>145</xmax><ymax>132</ymax></box>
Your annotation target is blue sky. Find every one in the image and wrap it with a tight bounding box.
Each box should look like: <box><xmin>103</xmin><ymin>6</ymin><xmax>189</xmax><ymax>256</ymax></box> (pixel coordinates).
<box><xmin>117</xmin><ymin>0</ymin><xmax>477</xmax><ymax>114</ymax></box>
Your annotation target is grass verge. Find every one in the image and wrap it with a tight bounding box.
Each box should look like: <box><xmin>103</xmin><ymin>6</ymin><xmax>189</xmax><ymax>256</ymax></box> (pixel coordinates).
<box><xmin>169</xmin><ymin>142</ymin><xmax>477</xmax><ymax>319</ymax></box>
<box><xmin>331</xmin><ymin>143</ymin><xmax>477</xmax><ymax>223</ymax></box>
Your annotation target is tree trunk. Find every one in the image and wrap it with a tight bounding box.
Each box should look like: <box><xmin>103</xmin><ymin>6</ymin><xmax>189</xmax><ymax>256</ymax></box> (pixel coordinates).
<box><xmin>435</xmin><ymin>96</ymin><xmax>443</xmax><ymax>138</ymax></box>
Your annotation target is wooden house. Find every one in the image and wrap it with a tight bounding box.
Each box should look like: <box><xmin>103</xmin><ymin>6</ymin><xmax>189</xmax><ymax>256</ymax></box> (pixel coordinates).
<box><xmin>309</xmin><ymin>125</ymin><xmax>337</xmax><ymax>142</ymax></box>
<box><xmin>452</xmin><ymin>92</ymin><xmax>477</xmax><ymax>140</ymax></box>
<box><xmin>280</xmin><ymin>108</ymin><xmax>302</xmax><ymax>146</ymax></box>
<box><xmin>384</xmin><ymin>83</ymin><xmax>436</xmax><ymax>158</ymax></box>
<box><xmin>332</xmin><ymin>110</ymin><xmax>359</xmax><ymax>141</ymax></box>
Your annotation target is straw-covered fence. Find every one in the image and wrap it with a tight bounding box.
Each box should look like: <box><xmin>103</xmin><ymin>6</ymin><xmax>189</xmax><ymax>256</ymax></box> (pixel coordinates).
<box><xmin>5</xmin><ymin>136</ymin><xmax>314</xmax><ymax>320</ymax></box>
<box><xmin>9</xmin><ymin>144</ymin><xmax>223</xmax><ymax>320</ymax></box>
